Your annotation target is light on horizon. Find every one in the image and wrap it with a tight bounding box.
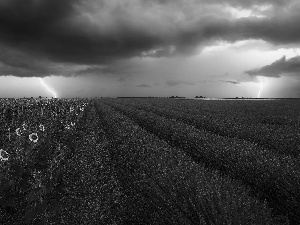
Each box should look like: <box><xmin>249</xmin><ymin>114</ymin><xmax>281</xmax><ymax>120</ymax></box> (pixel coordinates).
<box><xmin>38</xmin><ymin>78</ymin><xmax>58</xmax><ymax>98</ymax></box>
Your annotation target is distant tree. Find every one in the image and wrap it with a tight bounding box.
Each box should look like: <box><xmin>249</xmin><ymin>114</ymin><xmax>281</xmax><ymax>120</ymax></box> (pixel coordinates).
<box><xmin>39</xmin><ymin>96</ymin><xmax>42</xmax><ymax>98</ymax></box>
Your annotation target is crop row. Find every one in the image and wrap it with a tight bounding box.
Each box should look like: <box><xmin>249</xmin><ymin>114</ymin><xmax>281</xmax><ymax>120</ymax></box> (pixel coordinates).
<box><xmin>94</xmin><ymin>100</ymin><xmax>287</xmax><ymax>224</ymax></box>
<box><xmin>131</xmin><ymin>98</ymin><xmax>300</xmax><ymax>126</ymax></box>
<box><xmin>100</xmin><ymin>99</ymin><xmax>300</xmax><ymax>223</ymax></box>
<box><xmin>53</xmin><ymin>102</ymin><xmax>123</xmax><ymax>224</ymax></box>
<box><xmin>106</xmin><ymin>98</ymin><xmax>300</xmax><ymax>158</ymax></box>
<box><xmin>149</xmin><ymin>99</ymin><xmax>300</xmax><ymax>129</ymax></box>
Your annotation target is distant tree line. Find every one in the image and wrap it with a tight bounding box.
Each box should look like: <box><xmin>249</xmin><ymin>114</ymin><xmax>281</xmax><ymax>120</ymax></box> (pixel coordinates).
<box><xmin>168</xmin><ymin>96</ymin><xmax>185</xmax><ymax>98</ymax></box>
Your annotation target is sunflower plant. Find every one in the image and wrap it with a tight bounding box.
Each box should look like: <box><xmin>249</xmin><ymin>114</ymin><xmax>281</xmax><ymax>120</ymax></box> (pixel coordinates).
<box><xmin>0</xmin><ymin>98</ymin><xmax>92</xmax><ymax>224</ymax></box>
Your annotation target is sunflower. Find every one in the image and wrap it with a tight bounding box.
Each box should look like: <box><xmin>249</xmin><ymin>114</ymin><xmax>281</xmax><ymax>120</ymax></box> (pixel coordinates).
<box><xmin>39</xmin><ymin>124</ymin><xmax>45</xmax><ymax>132</ymax></box>
<box><xmin>15</xmin><ymin>128</ymin><xmax>22</xmax><ymax>136</ymax></box>
<box><xmin>29</xmin><ymin>133</ymin><xmax>39</xmax><ymax>143</ymax></box>
<box><xmin>22</xmin><ymin>123</ymin><xmax>27</xmax><ymax>131</ymax></box>
<box><xmin>0</xmin><ymin>149</ymin><xmax>9</xmax><ymax>161</ymax></box>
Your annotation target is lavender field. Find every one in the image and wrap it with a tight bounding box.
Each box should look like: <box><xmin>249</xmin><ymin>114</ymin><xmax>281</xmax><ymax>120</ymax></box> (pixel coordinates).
<box><xmin>1</xmin><ymin>98</ymin><xmax>299</xmax><ymax>224</ymax></box>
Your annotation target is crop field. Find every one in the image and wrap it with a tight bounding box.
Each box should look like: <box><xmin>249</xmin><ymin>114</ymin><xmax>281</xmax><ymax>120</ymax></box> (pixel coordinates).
<box><xmin>1</xmin><ymin>98</ymin><xmax>299</xmax><ymax>224</ymax></box>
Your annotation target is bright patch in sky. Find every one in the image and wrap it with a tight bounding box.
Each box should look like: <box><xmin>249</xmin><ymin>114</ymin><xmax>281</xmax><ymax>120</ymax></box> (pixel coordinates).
<box><xmin>202</xmin><ymin>40</ymin><xmax>250</xmax><ymax>53</ymax></box>
<box><xmin>225</xmin><ymin>4</ymin><xmax>273</xmax><ymax>18</ymax></box>
<box><xmin>200</xmin><ymin>40</ymin><xmax>300</xmax><ymax>98</ymax></box>
<box><xmin>257</xmin><ymin>77</ymin><xmax>264</xmax><ymax>98</ymax></box>
<box><xmin>38</xmin><ymin>78</ymin><xmax>58</xmax><ymax>98</ymax></box>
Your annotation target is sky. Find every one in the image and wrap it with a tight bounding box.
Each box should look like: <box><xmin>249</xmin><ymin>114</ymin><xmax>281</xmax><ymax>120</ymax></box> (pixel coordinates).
<box><xmin>1</xmin><ymin>0</ymin><xmax>300</xmax><ymax>98</ymax></box>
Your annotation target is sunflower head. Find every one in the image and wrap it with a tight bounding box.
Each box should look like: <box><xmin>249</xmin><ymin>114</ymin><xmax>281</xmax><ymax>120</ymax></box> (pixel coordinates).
<box><xmin>29</xmin><ymin>133</ymin><xmax>39</xmax><ymax>143</ymax></box>
<box><xmin>39</xmin><ymin>124</ymin><xmax>45</xmax><ymax>132</ymax></box>
<box><xmin>22</xmin><ymin>123</ymin><xmax>28</xmax><ymax>131</ymax></box>
<box><xmin>16</xmin><ymin>128</ymin><xmax>22</xmax><ymax>136</ymax></box>
<box><xmin>0</xmin><ymin>149</ymin><xmax>9</xmax><ymax>161</ymax></box>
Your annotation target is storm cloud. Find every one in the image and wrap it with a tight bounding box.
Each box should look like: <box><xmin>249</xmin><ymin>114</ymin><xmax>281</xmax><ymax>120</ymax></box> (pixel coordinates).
<box><xmin>245</xmin><ymin>55</ymin><xmax>300</xmax><ymax>78</ymax></box>
<box><xmin>136</xmin><ymin>84</ymin><xmax>151</xmax><ymax>88</ymax></box>
<box><xmin>1</xmin><ymin>0</ymin><xmax>300</xmax><ymax>77</ymax></box>
<box><xmin>166</xmin><ymin>80</ymin><xmax>195</xmax><ymax>86</ymax></box>
<box><xmin>219</xmin><ymin>80</ymin><xmax>241</xmax><ymax>84</ymax></box>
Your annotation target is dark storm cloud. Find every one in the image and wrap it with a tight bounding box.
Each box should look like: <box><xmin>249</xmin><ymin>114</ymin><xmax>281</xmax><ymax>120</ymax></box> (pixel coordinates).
<box><xmin>0</xmin><ymin>0</ymin><xmax>80</xmax><ymax>61</ymax></box>
<box><xmin>245</xmin><ymin>55</ymin><xmax>300</xmax><ymax>78</ymax></box>
<box><xmin>118</xmin><ymin>77</ymin><xmax>126</xmax><ymax>83</ymax></box>
<box><xmin>91</xmin><ymin>63</ymin><xmax>144</xmax><ymax>76</ymax></box>
<box><xmin>219</xmin><ymin>80</ymin><xmax>241</xmax><ymax>84</ymax></box>
<box><xmin>1</xmin><ymin>0</ymin><xmax>300</xmax><ymax>77</ymax></box>
<box><xmin>136</xmin><ymin>84</ymin><xmax>151</xmax><ymax>88</ymax></box>
<box><xmin>76</xmin><ymin>61</ymin><xmax>148</xmax><ymax>76</ymax></box>
<box><xmin>0</xmin><ymin>0</ymin><xmax>168</xmax><ymax>65</ymax></box>
<box><xmin>75</xmin><ymin>66</ymin><xmax>106</xmax><ymax>76</ymax></box>
<box><xmin>0</xmin><ymin>45</ymin><xmax>63</xmax><ymax>77</ymax></box>
<box><xmin>166</xmin><ymin>80</ymin><xmax>195</xmax><ymax>86</ymax></box>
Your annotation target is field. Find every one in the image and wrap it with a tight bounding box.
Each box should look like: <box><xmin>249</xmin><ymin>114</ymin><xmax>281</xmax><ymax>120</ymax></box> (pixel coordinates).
<box><xmin>1</xmin><ymin>98</ymin><xmax>299</xmax><ymax>224</ymax></box>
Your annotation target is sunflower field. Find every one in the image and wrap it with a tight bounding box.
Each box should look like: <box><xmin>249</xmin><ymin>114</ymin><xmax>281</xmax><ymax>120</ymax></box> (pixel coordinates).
<box><xmin>0</xmin><ymin>98</ymin><xmax>92</xmax><ymax>224</ymax></box>
<box><xmin>1</xmin><ymin>97</ymin><xmax>299</xmax><ymax>224</ymax></box>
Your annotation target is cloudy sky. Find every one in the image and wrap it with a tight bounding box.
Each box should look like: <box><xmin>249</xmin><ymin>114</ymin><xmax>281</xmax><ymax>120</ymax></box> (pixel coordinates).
<box><xmin>1</xmin><ymin>0</ymin><xmax>300</xmax><ymax>98</ymax></box>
